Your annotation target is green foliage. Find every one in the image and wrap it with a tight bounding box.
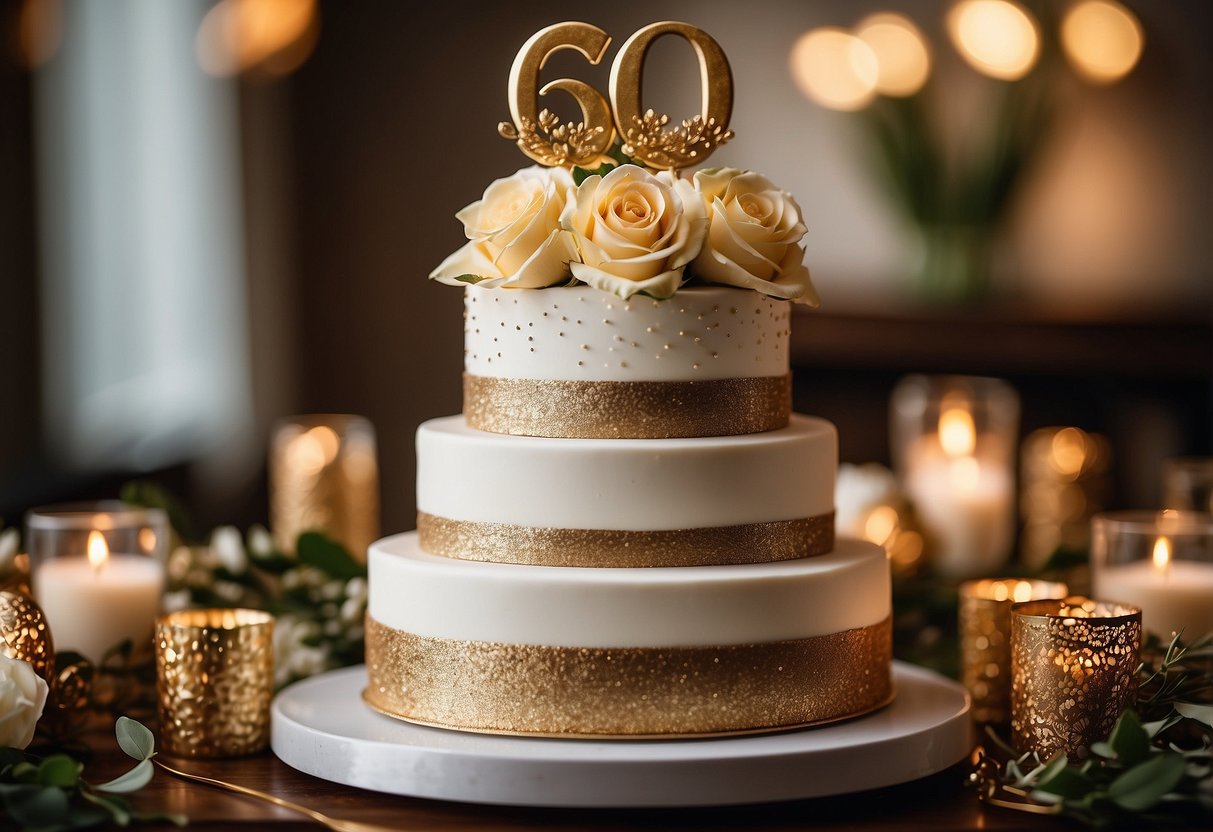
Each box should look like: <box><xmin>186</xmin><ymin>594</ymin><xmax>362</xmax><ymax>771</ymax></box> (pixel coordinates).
<box><xmin>981</xmin><ymin>634</ymin><xmax>1213</xmax><ymax>827</ymax></box>
<box><xmin>296</xmin><ymin>532</ymin><xmax>365</xmax><ymax>582</ymax></box>
<box><xmin>0</xmin><ymin>718</ymin><xmax>185</xmax><ymax>831</ymax></box>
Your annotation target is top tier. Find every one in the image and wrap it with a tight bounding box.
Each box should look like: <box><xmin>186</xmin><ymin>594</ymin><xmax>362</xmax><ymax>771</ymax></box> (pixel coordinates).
<box><xmin>463</xmin><ymin>284</ymin><xmax>791</xmax><ymax>439</ymax></box>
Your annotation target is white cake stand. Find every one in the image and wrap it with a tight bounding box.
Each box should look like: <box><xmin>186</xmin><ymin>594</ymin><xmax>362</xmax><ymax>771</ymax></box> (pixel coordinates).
<box><xmin>270</xmin><ymin>661</ymin><xmax>971</xmax><ymax>808</ymax></box>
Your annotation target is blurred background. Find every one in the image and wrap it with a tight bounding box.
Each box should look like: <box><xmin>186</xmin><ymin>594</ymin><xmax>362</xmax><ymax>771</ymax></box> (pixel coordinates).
<box><xmin>0</xmin><ymin>0</ymin><xmax>1209</xmax><ymax>561</ymax></box>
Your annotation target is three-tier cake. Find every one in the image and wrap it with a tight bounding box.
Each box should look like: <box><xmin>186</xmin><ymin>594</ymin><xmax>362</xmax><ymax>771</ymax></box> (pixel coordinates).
<box><xmin>364</xmin><ymin>20</ymin><xmax>893</xmax><ymax>739</ymax></box>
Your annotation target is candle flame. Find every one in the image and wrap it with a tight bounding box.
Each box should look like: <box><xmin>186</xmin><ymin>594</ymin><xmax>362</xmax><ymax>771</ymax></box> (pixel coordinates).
<box><xmin>939</xmin><ymin>407</ymin><xmax>976</xmax><ymax>457</ymax></box>
<box><xmin>1152</xmin><ymin>536</ymin><xmax>1171</xmax><ymax>571</ymax></box>
<box><xmin>87</xmin><ymin>531</ymin><xmax>109</xmax><ymax>571</ymax></box>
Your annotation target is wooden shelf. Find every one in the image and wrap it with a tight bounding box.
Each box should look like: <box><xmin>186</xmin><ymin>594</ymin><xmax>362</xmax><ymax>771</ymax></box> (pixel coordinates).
<box><xmin>790</xmin><ymin>305</ymin><xmax>1212</xmax><ymax>380</ymax></box>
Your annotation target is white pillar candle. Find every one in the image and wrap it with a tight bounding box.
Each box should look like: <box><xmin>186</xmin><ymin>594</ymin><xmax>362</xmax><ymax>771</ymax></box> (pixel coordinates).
<box><xmin>33</xmin><ymin>531</ymin><xmax>164</xmax><ymax>664</ymax></box>
<box><xmin>1094</xmin><ymin>538</ymin><xmax>1213</xmax><ymax>640</ymax></box>
<box><xmin>904</xmin><ymin>406</ymin><xmax>1015</xmax><ymax>578</ymax></box>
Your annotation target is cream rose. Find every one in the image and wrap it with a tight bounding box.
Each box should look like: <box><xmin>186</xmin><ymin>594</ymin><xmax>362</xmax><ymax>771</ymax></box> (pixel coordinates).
<box><xmin>691</xmin><ymin>168</ymin><xmax>819</xmax><ymax>306</ymax></box>
<box><xmin>561</xmin><ymin>165</ymin><xmax>706</xmax><ymax>300</ymax></box>
<box><xmin>0</xmin><ymin>654</ymin><xmax>48</xmax><ymax>749</ymax></box>
<box><xmin>430</xmin><ymin>165</ymin><xmax>579</xmax><ymax>289</ymax></box>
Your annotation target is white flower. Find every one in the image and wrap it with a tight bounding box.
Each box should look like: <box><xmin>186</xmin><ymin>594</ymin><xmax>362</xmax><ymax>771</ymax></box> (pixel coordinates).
<box><xmin>0</xmin><ymin>655</ymin><xmax>48</xmax><ymax>749</ymax></box>
<box><xmin>430</xmin><ymin>165</ymin><xmax>579</xmax><ymax>289</ymax></box>
<box><xmin>835</xmin><ymin>463</ymin><xmax>902</xmax><ymax>537</ymax></box>
<box><xmin>0</xmin><ymin>528</ymin><xmax>18</xmax><ymax>573</ymax></box>
<box><xmin>246</xmin><ymin>524</ymin><xmax>275</xmax><ymax>558</ymax></box>
<box><xmin>691</xmin><ymin>168</ymin><xmax>818</xmax><ymax>305</ymax></box>
<box><xmin>562</xmin><ymin>164</ymin><xmax>706</xmax><ymax>300</ymax></box>
<box><xmin>209</xmin><ymin>526</ymin><xmax>247</xmax><ymax>575</ymax></box>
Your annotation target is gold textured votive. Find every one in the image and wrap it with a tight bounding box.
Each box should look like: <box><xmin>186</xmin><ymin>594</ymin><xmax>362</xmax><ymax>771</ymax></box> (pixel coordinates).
<box><xmin>270</xmin><ymin>414</ymin><xmax>379</xmax><ymax>561</ymax></box>
<box><xmin>1010</xmin><ymin>597</ymin><xmax>1141</xmax><ymax>760</ymax></box>
<box><xmin>959</xmin><ymin>578</ymin><xmax>1068</xmax><ymax>725</ymax></box>
<box><xmin>155</xmin><ymin>609</ymin><xmax>274</xmax><ymax>758</ymax></box>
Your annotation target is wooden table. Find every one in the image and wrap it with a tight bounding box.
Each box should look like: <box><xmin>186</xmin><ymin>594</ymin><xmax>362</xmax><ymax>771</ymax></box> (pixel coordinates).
<box><xmin>78</xmin><ymin>726</ymin><xmax>1062</xmax><ymax>831</ymax></box>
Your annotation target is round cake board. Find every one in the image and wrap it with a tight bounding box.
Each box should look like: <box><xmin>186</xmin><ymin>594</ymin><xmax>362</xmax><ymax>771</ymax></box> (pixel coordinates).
<box><xmin>270</xmin><ymin>661</ymin><xmax>972</xmax><ymax>808</ymax></box>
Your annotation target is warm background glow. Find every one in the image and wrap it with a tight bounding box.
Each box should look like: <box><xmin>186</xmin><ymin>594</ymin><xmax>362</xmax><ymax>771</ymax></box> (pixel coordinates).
<box><xmin>196</xmin><ymin>0</ymin><xmax>317</xmax><ymax>78</ymax></box>
<box><xmin>947</xmin><ymin>0</ymin><xmax>1040</xmax><ymax>81</ymax></box>
<box><xmin>789</xmin><ymin>28</ymin><xmax>879</xmax><ymax>111</ymax></box>
<box><xmin>1062</xmin><ymin>0</ymin><xmax>1144</xmax><ymax>84</ymax></box>
<box><xmin>855</xmin><ymin>12</ymin><xmax>932</xmax><ymax>97</ymax></box>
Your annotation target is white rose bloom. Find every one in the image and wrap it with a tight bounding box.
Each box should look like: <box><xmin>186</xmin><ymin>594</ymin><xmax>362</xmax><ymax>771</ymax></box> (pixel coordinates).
<box><xmin>209</xmin><ymin>526</ymin><xmax>247</xmax><ymax>575</ymax></box>
<box><xmin>246</xmin><ymin>524</ymin><xmax>275</xmax><ymax>558</ymax></box>
<box><xmin>0</xmin><ymin>654</ymin><xmax>48</xmax><ymax>749</ymax></box>
<box><xmin>430</xmin><ymin>165</ymin><xmax>579</xmax><ymax>289</ymax></box>
<box><xmin>562</xmin><ymin>165</ymin><xmax>706</xmax><ymax>301</ymax></box>
<box><xmin>691</xmin><ymin>168</ymin><xmax>819</xmax><ymax>306</ymax></box>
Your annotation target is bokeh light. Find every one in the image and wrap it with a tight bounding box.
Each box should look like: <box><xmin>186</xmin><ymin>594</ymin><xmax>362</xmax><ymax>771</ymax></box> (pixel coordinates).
<box><xmin>790</xmin><ymin>27</ymin><xmax>879</xmax><ymax>111</ymax></box>
<box><xmin>855</xmin><ymin>13</ymin><xmax>932</xmax><ymax>97</ymax></box>
<box><xmin>1061</xmin><ymin>0</ymin><xmax>1144</xmax><ymax>84</ymax></box>
<box><xmin>947</xmin><ymin>0</ymin><xmax>1040</xmax><ymax>81</ymax></box>
<box><xmin>196</xmin><ymin>0</ymin><xmax>318</xmax><ymax>78</ymax></box>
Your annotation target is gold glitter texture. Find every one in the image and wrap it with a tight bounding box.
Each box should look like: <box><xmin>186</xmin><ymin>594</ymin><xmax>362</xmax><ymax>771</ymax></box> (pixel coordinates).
<box><xmin>463</xmin><ymin>373</ymin><xmax>791</xmax><ymax>439</ymax></box>
<box><xmin>959</xmin><ymin>578</ymin><xmax>1068</xmax><ymax>725</ymax></box>
<box><xmin>155</xmin><ymin>609</ymin><xmax>274</xmax><ymax>758</ymax></box>
<box><xmin>417</xmin><ymin>511</ymin><xmax>835</xmax><ymax>567</ymax></box>
<box><xmin>1010</xmin><ymin>598</ymin><xmax>1141</xmax><ymax>760</ymax></box>
<box><xmin>365</xmin><ymin>615</ymin><xmax>892</xmax><ymax>737</ymax></box>
<box><xmin>0</xmin><ymin>590</ymin><xmax>55</xmax><ymax>683</ymax></box>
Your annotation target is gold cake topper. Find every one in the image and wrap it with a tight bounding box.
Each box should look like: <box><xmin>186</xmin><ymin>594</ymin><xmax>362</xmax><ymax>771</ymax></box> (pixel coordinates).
<box><xmin>498</xmin><ymin>21</ymin><xmax>734</xmax><ymax>172</ymax></box>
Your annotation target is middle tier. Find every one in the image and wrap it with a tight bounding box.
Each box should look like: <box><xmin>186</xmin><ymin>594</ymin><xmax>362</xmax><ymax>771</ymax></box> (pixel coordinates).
<box><xmin>416</xmin><ymin>414</ymin><xmax>836</xmax><ymax>567</ymax></box>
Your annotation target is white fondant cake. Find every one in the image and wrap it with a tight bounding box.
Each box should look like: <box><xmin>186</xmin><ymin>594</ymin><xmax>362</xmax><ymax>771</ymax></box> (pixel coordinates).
<box><xmin>416</xmin><ymin>413</ymin><xmax>835</xmax><ymax>531</ymax></box>
<box><xmin>369</xmin><ymin>533</ymin><xmax>888</xmax><ymax>647</ymax></box>
<box><xmin>465</xmin><ymin>285</ymin><xmax>789</xmax><ymax>382</ymax></box>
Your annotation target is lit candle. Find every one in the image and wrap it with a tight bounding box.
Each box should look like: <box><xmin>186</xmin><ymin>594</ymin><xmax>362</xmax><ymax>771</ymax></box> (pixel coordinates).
<box><xmin>905</xmin><ymin>400</ymin><xmax>1015</xmax><ymax>577</ymax></box>
<box><xmin>1095</xmin><ymin>534</ymin><xmax>1213</xmax><ymax>640</ymax></box>
<box><xmin>33</xmin><ymin>531</ymin><xmax>165</xmax><ymax>663</ymax></box>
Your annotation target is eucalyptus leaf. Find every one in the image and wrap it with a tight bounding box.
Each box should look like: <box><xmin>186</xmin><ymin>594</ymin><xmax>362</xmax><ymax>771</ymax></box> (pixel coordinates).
<box><xmin>0</xmin><ymin>748</ymin><xmax>27</xmax><ymax>768</ymax></box>
<box><xmin>36</xmin><ymin>755</ymin><xmax>82</xmax><ymax>789</ymax></box>
<box><xmin>1176</xmin><ymin>702</ymin><xmax>1213</xmax><ymax>729</ymax></box>
<box><xmin>1034</xmin><ymin>765</ymin><xmax>1095</xmax><ymax>800</ymax></box>
<box><xmin>1107</xmin><ymin>751</ymin><xmax>1187</xmax><ymax>811</ymax></box>
<box><xmin>132</xmin><ymin>809</ymin><xmax>189</xmax><ymax>827</ymax></box>
<box><xmin>296</xmin><ymin>532</ymin><xmax>365</xmax><ymax>581</ymax></box>
<box><xmin>81</xmin><ymin>788</ymin><xmax>132</xmax><ymax>825</ymax></box>
<box><xmin>95</xmin><ymin>758</ymin><xmax>154</xmax><ymax>795</ymax></box>
<box><xmin>1108</xmin><ymin>709</ymin><xmax>1150</xmax><ymax>765</ymax></box>
<box><xmin>115</xmin><ymin>717</ymin><xmax>156</xmax><ymax>761</ymax></box>
<box><xmin>9</xmin><ymin>761</ymin><xmax>39</xmax><ymax>784</ymax></box>
<box><xmin>3</xmin><ymin>783</ymin><xmax>71</xmax><ymax>828</ymax></box>
<box><xmin>1089</xmin><ymin>741</ymin><xmax>1115</xmax><ymax>759</ymax></box>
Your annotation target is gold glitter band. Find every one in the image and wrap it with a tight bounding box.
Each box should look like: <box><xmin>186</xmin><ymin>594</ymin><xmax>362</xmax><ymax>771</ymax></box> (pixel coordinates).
<box><xmin>417</xmin><ymin>511</ymin><xmax>835</xmax><ymax>567</ymax></box>
<box><xmin>364</xmin><ymin>616</ymin><xmax>893</xmax><ymax>738</ymax></box>
<box><xmin>463</xmin><ymin>373</ymin><xmax>791</xmax><ymax>439</ymax></box>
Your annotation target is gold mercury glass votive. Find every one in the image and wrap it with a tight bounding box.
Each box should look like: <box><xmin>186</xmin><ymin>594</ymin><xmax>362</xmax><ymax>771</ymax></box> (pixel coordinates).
<box><xmin>1010</xmin><ymin>597</ymin><xmax>1141</xmax><ymax>761</ymax></box>
<box><xmin>959</xmin><ymin>578</ymin><xmax>1068</xmax><ymax>725</ymax></box>
<box><xmin>155</xmin><ymin>609</ymin><xmax>275</xmax><ymax>758</ymax></box>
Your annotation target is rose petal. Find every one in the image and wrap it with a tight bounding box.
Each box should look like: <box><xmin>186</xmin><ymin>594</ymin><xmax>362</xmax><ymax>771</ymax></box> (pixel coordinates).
<box><xmin>570</xmin><ymin>261</ymin><xmax>684</xmax><ymax>300</ymax></box>
<box><xmin>499</xmin><ymin>228</ymin><xmax>580</xmax><ymax>289</ymax></box>
<box><xmin>429</xmin><ymin>240</ymin><xmax>504</xmax><ymax>285</ymax></box>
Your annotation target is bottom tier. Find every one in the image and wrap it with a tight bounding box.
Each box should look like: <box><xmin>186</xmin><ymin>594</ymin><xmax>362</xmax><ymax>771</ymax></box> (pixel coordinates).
<box><xmin>365</xmin><ymin>533</ymin><xmax>893</xmax><ymax>737</ymax></box>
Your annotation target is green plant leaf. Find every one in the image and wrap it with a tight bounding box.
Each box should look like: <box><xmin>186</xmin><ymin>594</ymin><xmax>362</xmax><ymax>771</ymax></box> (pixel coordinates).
<box><xmin>452</xmin><ymin>274</ymin><xmax>488</xmax><ymax>285</ymax></box>
<box><xmin>1176</xmin><ymin>702</ymin><xmax>1213</xmax><ymax>729</ymax></box>
<box><xmin>1033</xmin><ymin>765</ymin><xmax>1095</xmax><ymax>800</ymax></box>
<box><xmin>36</xmin><ymin>755</ymin><xmax>82</xmax><ymax>789</ymax></box>
<box><xmin>296</xmin><ymin>532</ymin><xmax>365</xmax><ymax>581</ymax></box>
<box><xmin>9</xmin><ymin>761</ymin><xmax>39</xmax><ymax>784</ymax></box>
<box><xmin>82</xmin><ymin>788</ymin><xmax>132</xmax><ymax>825</ymax></box>
<box><xmin>3</xmin><ymin>783</ymin><xmax>71</xmax><ymax>828</ymax></box>
<box><xmin>572</xmin><ymin>162</ymin><xmax>614</xmax><ymax>186</ymax></box>
<box><xmin>94</xmin><ymin>758</ymin><xmax>154</xmax><ymax>795</ymax></box>
<box><xmin>115</xmin><ymin>717</ymin><xmax>155</xmax><ymax>761</ymax></box>
<box><xmin>1107</xmin><ymin>751</ymin><xmax>1187</xmax><ymax>811</ymax></box>
<box><xmin>133</xmin><ymin>809</ymin><xmax>189</xmax><ymax>827</ymax></box>
<box><xmin>1108</xmin><ymin>709</ymin><xmax>1150</xmax><ymax>765</ymax></box>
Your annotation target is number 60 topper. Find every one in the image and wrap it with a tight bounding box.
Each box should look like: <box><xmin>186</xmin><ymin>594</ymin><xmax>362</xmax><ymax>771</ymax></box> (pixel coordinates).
<box><xmin>497</xmin><ymin>21</ymin><xmax>734</xmax><ymax>172</ymax></box>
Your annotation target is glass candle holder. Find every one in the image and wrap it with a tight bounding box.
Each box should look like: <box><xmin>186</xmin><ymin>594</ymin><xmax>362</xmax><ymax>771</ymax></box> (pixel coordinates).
<box><xmin>890</xmin><ymin>374</ymin><xmax>1020</xmax><ymax>579</ymax></box>
<box><xmin>270</xmin><ymin>414</ymin><xmax>380</xmax><ymax>562</ymax></box>
<box><xmin>1090</xmin><ymin>511</ymin><xmax>1213</xmax><ymax>642</ymax></box>
<box><xmin>25</xmin><ymin>502</ymin><xmax>168</xmax><ymax>664</ymax></box>
<box><xmin>1162</xmin><ymin>458</ymin><xmax>1213</xmax><ymax>513</ymax></box>
<box><xmin>1018</xmin><ymin>426</ymin><xmax>1111</xmax><ymax>571</ymax></box>
<box><xmin>1010</xmin><ymin>597</ymin><xmax>1141</xmax><ymax>760</ymax></box>
<box><xmin>156</xmin><ymin>608</ymin><xmax>275</xmax><ymax>758</ymax></box>
<box><xmin>959</xmin><ymin>578</ymin><xmax>1069</xmax><ymax>725</ymax></box>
